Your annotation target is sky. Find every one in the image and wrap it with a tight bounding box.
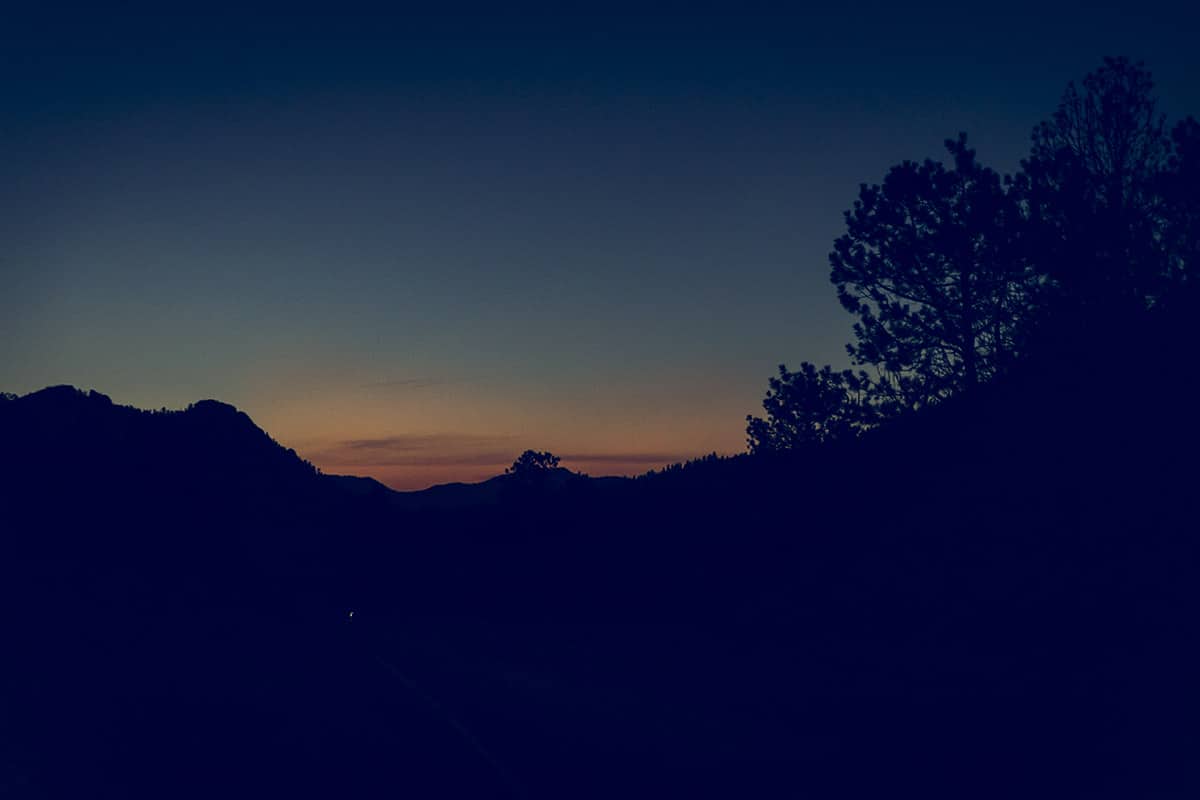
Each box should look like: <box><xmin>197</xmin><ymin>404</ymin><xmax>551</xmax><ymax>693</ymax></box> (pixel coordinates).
<box><xmin>4</xmin><ymin>2</ymin><xmax>1199</xmax><ymax>489</ymax></box>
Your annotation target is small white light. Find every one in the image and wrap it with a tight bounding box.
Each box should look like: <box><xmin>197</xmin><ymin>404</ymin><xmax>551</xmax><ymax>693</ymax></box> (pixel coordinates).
<box><xmin>348</xmin><ymin>610</ymin><xmax>355</xmax><ymax>618</ymax></box>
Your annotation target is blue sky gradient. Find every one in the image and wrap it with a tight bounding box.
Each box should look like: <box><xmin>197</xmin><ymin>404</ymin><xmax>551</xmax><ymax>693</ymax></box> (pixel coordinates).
<box><xmin>5</xmin><ymin>2</ymin><xmax>1198</xmax><ymax>487</ymax></box>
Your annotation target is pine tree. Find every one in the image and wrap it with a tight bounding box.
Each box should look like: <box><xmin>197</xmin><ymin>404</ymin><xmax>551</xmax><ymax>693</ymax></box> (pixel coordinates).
<box><xmin>830</xmin><ymin>134</ymin><xmax>1038</xmax><ymax>412</ymax></box>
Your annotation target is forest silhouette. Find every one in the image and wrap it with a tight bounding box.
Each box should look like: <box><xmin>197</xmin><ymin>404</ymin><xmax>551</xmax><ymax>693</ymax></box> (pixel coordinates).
<box><xmin>3</xmin><ymin>58</ymin><xmax>1199</xmax><ymax>798</ymax></box>
<box><xmin>748</xmin><ymin>57</ymin><xmax>1199</xmax><ymax>450</ymax></box>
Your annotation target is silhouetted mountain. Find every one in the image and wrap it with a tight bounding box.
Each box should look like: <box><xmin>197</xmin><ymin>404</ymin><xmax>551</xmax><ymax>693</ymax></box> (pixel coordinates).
<box><xmin>3</xmin><ymin>323</ymin><xmax>1200</xmax><ymax>798</ymax></box>
<box><xmin>2</xmin><ymin>386</ymin><xmax>319</xmax><ymax>506</ymax></box>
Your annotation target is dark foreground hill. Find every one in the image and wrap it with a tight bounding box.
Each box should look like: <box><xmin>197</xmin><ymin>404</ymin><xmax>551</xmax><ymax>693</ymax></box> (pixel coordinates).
<box><xmin>2</xmin><ymin>321</ymin><xmax>1199</xmax><ymax>798</ymax></box>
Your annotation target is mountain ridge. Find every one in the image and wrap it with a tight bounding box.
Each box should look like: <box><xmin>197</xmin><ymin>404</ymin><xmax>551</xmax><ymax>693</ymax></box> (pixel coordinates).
<box><xmin>3</xmin><ymin>339</ymin><xmax>1200</xmax><ymax>797</ymax></box>
<box><xmin>1</xmin><ymin>385</ymin><xmax>604</xmax><ymax>508</ymax></box>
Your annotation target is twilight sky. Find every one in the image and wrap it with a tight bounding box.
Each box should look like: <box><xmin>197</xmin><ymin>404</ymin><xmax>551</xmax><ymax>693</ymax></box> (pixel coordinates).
<box><xmin>4</xmin><ymin>3</ymin><xmax>1199</xmax><ymax>489</ymax></box>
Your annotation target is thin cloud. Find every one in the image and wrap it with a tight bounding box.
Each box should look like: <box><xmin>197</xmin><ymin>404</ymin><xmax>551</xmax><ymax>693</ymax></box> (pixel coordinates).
<box><xmin>337</xmin><ymin>433</ymin><xmax>517</xmax><ymax>452</ymax></box>
<box><xmin>308</xmin><ymin>433</ymin><xmax>519</xmax><ymax>467</ymax></box>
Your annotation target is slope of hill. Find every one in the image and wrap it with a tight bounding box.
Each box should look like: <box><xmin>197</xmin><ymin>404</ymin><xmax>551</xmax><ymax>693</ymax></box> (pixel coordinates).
<box><xmin>2</xmin><ymin>328</ymin><xmax>1199</xmax><ymax>798</ymax></box>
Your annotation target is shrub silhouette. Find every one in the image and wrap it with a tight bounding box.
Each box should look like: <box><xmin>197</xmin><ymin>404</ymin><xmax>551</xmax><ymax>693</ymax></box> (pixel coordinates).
<box><xmin>746</xmin><ymin>363</ymin><xmax>876</xmax><ymax>452</ymax></box>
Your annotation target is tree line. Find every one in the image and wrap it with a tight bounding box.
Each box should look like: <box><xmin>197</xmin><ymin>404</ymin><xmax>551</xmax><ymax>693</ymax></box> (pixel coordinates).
<box><xmin>747</xmin><ymin>57</ymin><xmax>1199</xmax><ymax>452</ymax></box>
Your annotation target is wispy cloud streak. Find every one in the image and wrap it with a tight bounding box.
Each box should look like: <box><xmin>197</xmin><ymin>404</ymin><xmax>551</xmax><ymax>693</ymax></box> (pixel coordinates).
<box><xmin>308</xmin><ymin>433</ymin><xmax>519</xmax><ymax>467</ymax></box>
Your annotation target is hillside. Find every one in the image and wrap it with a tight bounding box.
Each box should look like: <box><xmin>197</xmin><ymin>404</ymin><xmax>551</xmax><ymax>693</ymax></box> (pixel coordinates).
<box><xmin>2</xmin><ymin>336</ymin><xmax>1199</xmax><ymax>798</ymax></box>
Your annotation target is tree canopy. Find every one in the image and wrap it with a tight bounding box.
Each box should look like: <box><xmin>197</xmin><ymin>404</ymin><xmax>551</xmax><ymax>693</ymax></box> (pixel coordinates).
<box><xmin>746</xmin><ymin>363</ymin><xmax>876</xmax><ymax>452</ymax></box>
<box><xmin>506</xmin><ymin>450</ymin><xmax>561</xmax><ymax>477</ymax></box>
<box><xmin>1015</xmin><ymin>57</ymin><xmax>1173</xmax><ymax>308</ymax></box>
<box><xmin>748</xmin><ymin>57</ymin><xmax>1197</xmax><ymax>453</ymax></box>
<box><xmin>830</xmin><ymin>133</ymin><xmax>1039</xmax><ymax>411</ymax></box>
